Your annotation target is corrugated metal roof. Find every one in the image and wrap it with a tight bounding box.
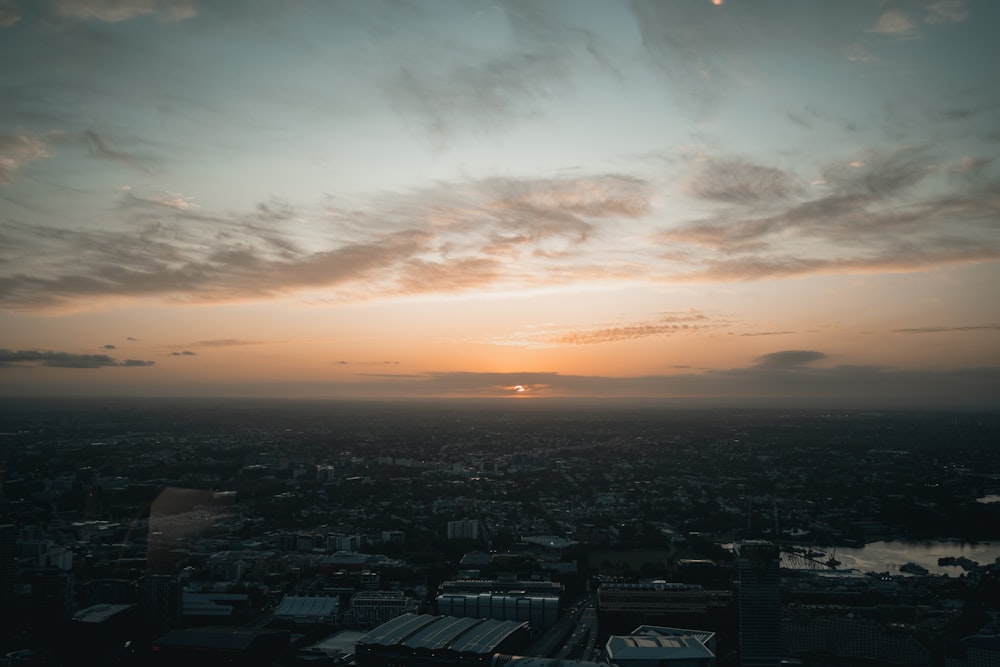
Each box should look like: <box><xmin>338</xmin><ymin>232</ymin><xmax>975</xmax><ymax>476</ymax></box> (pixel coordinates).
<box><xmin>72</xmin><ymin>603</ymin><xmax>135</xmax><ymax>623</ymax></box>
<box><xmin>450</xmin><ymin>618</ymin><xmax>527</xmax><ymax>654</ymax></box>
<box><xmin>275</xmin><ymin>595</ymin><xmax>339</xmax><ymax>618</ymax></box>
<box><xmin>403</xmin><ymin>615</ymin><xmax>481</xmax><ymax>650</ymax></box>
<box><xmin>359</xmin><ymin>614</ymin><xmax>526</xmax><ymax>655</ymax></box>
<box><xmin>359</xmin><ymin>613</ymin><xmax>439</xmax><ymax>646</ymax></box>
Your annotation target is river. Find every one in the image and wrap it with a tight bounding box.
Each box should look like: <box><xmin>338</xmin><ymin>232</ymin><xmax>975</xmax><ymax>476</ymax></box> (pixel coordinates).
<box><xmin>786</xmin><ymin>540</ymin><xmax>1000</xmax><ymax>575</ymax></box>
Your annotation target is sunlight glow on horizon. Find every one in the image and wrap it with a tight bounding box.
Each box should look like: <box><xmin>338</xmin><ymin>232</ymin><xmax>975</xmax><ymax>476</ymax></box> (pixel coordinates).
<box><xmin>0</xmin><ymin>0</ymin><xmax>997</xmax><ymax>407</ymax></box>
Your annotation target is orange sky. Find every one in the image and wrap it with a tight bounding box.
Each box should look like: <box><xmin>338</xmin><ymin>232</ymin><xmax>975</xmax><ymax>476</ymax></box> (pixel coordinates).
<box><xmin>1</xmin><ymin>1</ymin><xmax>998</xmax><ymax>406</ymax></box>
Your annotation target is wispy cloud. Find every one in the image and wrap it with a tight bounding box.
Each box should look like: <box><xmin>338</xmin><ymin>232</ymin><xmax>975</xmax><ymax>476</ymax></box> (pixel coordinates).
<box><xmin>485</xmin><ymin>311</ymin><xmax>721</xmax><ymax>348</ymax></box>
<box><xmin>0</xmin><ymin>0</ymin><xmax>20</xmax><ymax>27</ymax></box>
<box><xmin>869</xmin><ymin>9</ymin><xmax>917</xmax><ymax>36</ymax></box>
<box><xmin>0</xmin><ymin>172</ymin><xmax>653</xmax><ymax>311</ymax></box>
<box><xmin>51</xmin><ymin>0</ymin><xmax>196</xmax><ymax>23</ymax></box>
<box><xmin>0</xmin><ymin>133</ymin><xmax>52</xmax><ymax>184</ymax></box>
<box><xmin>0</xmin><ymin>140</ymin><xmax>996</xmax><ymax>311</ymax></box>
<box><xmin>0</xmin><ymin>348</ymin><xmax>154</xmax><ymax>368</ymax></box>
<box><xmin>83</xmin><ymin>130</ymin><xmax>152</xmax><ymax>174</ymax></box>
<box><xmin>657</xmin><ymin>146</ymin><xmax>1000</xmax><ymax>281</ymax></box>
<box><xmin>688</xmin><ymin>157</ymin><xmax>800</xmax><ymax>204</ymax></box>
<box><xmin>630</xmin><ymin>0</ymin><xmax>734</xmax><ymax>114</ymax></box>
<box><xmin>924</xmin><ymin>0</ymin><xmax>969</xmax><ymax>24</ymax></box>
<box><xmin>867</xmin><ymin>1</ymin><xmax>968</xmax><ymax>37</ymax></box>
<box><xmin>891</xmin><ymin>325</ymin><xmax>1000</xmax><ymax>334</ymax></box>
<box><xmin>186</xmin><ymin>339</ymin><xmax>263</xmax><ymax>348</ymax></box>
<box><xmin>736</xmin><ymin>330</ymin><xmax>795</xmax><ymax>337</ymax></box>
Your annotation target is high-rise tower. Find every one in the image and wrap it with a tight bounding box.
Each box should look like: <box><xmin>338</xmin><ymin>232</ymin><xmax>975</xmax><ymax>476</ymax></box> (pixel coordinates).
<box><xmin>735</xmin><ymin>540</ymin><xmax>781</xmax><ymax>667</ymax></box>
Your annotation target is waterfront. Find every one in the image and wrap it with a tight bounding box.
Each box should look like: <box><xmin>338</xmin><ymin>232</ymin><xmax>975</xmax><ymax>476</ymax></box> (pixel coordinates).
<box><xmin>789</xmin><ymin>540</ymin><xmax>1000</xmax><ymax>575</ymax></box>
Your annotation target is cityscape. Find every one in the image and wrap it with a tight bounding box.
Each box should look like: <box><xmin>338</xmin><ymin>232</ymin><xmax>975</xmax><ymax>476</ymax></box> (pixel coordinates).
<box><xmin>0</xmin><ymin>398</ymin><xmax>997</xmax><ymax>665</ymax></box>
<box><xmin>2</xmin><ymin>0</ymin><xmax>1000</xmax><ymax>665</ymax></box>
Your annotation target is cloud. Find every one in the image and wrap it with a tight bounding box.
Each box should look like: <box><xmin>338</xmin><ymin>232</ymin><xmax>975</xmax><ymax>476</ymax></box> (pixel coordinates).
<box><xmin>656</xmin><ymin>146</ymin><xmax>1000</xmax><ymax>281</ymax></box>
<box><xmin>948</xmin><ymin>156</ymin><xmax>993</xmax><ymax>181</ymax></box>
<box><xmin>368</xmin><ymin>0</ymin><xmax>586</xmax><ymax>144</ymax></box>
<box><xmin>679</xmin><ymin>244</ymin><xmax>1000</xmax><ymax>282</ymax></box>
<box><xmin>547</xmin><ymin>311</ymin><xmax>715</xmax><ymax>346</ymax></box>
<box><xmin>870</xmin><ymin>10</ymin><xmax>916</xmax><ymax>35</ymax></box>
<box><xmin>688</xmin><ymin>158</ymin><xmax>800</xmax><ymax>204</ymax></box>
<box><xmin>121</xmin><ymin>358</ymin><xmax>155</xmax><ymax>366</ymax></box>
<box><xmin>51</xmin><ymin>0</ymin><xmax>196</xmax><ymax>23</ymax></box>
<box><xmin>752</xmin><ymin>350</ymin><xmax>826</xmax><ymax>369</ymax></box>
<box><xmin>0</xmin><ymin>0</ymin><xmax>21</xmax><ymax>27</ymax></box>
<box><xmin>389</xmin><ymin>53</ymin><xmax>568</xmax><ymax>143</ymax></box>
<box><xmin>845</xmin><ymin>42</ymin><xmax>875</xmax><ymax>64</ymax></box>
<box><xmin>335</xmin><ymin>360</ymin><xmax>399</xmax><ymax>366</ymax></box>
<box><xmin>629</xmin><ymin>0</ymin><xmax>735</xmax><ymax>114</ymax></box>
<box><xmin>0</xmin><ymin>140</ymin><xmax>993</xmax><ymax>312</ymax></box>
<box><xmin>485</xmin><ymin>311</ymin><xmax>719</xmax><ymax>348</ymax></box>
<box><xmin>0</xmin><ymin>348</ymin><xmax>154</xmax><ymax>368</ymax></box>
<box><xmin>892</xmin><ymin>325</ymin><xmax>1000</xmax><ymax>334</ymax></box>
<box><xmin>0</xmin><ymin>171</ymin><xmax>653</xmax><ymax>311</ymax></box>
<box><xmin>187</xmin><ymin>339</ymin><xmax>262</xmax><ymax>348</ymax></box>
<box><xmin>0</xmin><ymin>134</ymin><xmax>52</xmax><ymax>184</ymax></box>
<box><xmin>924</xmin><ymin>0</ymin><xmax>968</xmax><ymax>24</ymax></box>
<box><xmin>83</xmin><ymin>130</ymin><xmax>151</xmax><ymax>174</ymax></box>
<box><xmin>169</xmin><ymin>350</ymin><xmax>196</xmax><ymax>356</ymax></box>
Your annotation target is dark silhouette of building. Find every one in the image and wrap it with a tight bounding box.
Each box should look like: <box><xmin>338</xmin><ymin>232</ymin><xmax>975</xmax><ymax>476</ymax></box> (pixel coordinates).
<box><xmin>735</xmin><ymin>540</ymin><xmax>781</xmax><ymax>667</ymax></box>
<box><xmin>151</xmin><ymin>626</ymin><xmax>290</xmax><ymax>666</ymax></box>
<box><xmin>142</xmin><ymin>573</ymin><xmax>182</xmax><ymax>639</ymax></box>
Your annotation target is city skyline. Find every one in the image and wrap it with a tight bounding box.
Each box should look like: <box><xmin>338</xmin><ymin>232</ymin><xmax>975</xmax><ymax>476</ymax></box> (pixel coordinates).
<box><xmin>1</xmin><ymin>0</ymin><xmax>998</xmax><ymax>405</ymax></box>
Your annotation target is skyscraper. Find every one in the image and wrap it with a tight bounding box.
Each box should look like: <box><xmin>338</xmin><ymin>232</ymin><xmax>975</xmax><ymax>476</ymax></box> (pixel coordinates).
<box><xmin>735</xmin><ymin>540</ymin><xmax>781</xmax><ymax>667</ymax></box>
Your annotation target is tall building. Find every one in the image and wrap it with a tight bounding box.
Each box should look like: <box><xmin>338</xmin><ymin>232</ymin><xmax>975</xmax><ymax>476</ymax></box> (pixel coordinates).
<box><xmin>735</xmin><ymin>540</ymin><xmax>781</xmax><ymax>667</ymax></box>
<box><xmin>447</xmin><ymin>519</ymin><xmax>480</xmax><ymax>541</ymax></box>
<box><xmin>141</xmin><ymin>573</ymin><xmax>182</xmax><ymax>639</ymax></box>
<box><xmin>0</xmin><ymin>524</ymin><xmax>15</xmax><ymax>604</ymax></box>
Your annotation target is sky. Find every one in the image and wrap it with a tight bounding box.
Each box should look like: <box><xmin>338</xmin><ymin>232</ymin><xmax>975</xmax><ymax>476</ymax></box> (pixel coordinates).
<box><xmin>0</xmin><ymin>0</ymin><xmax>998</xmax><ymax>406</ymax></box>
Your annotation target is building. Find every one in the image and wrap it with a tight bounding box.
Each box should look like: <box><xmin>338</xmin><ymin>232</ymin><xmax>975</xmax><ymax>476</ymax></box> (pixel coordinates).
<box><xmin>493</xmin><ymin>658</ymin><xmax>606</xmax><ymax>667</ymax></box>
<box><xmin>783</xmin><ymin>613</ymin><xmax>931</xmax><ymax>666</ymax></box>
<box><xmin>182</xmin><ymin>591</ymin><xmax>251</xmax><ymax>626</ymax></box>
<box><xmin>142</xmin><ymin>573</ymin><xmax>182</xmax><ymax>638</ymax></box>
<box><xmin>436</xmin><ymin>593</ymin><xmax>560</xmax><ymax>630</ymax></box>
<box><xmin>150</xmin><ymin>627</ymin><xmax>290</xmax><ymax>665</ymax></box>
<box><xmin>597</xmin><ymin>581</ymin><xmax>731</xmax><ymax>634</ymax></box>
<box><xmin>330</xmin><ymin>534</ymin><xmax>362</xmax><ymax>552</ymax></box>
<box><xmin>351</xmin><ymin>591</ymin><xmax>420</xmax><ymax>629</ymax></box>
<box><xmin>949</xmin><ymin>634</ymin><xmax>1000</xmax><ymax>667</ymax></box>
<box><xmin>0</xmin><ymin>524</ymin><xmax>15</xmax><ymax>604</ymax></box>
<box><xmin>69</xmin><ymin>604</ymin><xmax>140</xmax><ymax>664</ymax></box>
<box><xmin>518</xmin><ymin>535</ymin><xmax>579</xmax><ymax>561</ymax></box>
<box><xmin>735</xmin><ymin>540</ymin><xmax>781</xmax><ymax>667</ymax></box>
<box><xmin>605</xmin><ymin>625</ymin><xmax>717</xmax><ymax>667</ymax></box>
<box><xmin>448</xmin><ymin>520</ymin><xmax>481</xmax><ymax>541</ymax></box>
<box><xmin>355</xmin><ymin>613</ymin><xmax>530</xmax><ymax>667</ymax></box>
<box><xmin>26</xmin><ymin>568</ymin><xmax>74</xmax><ymax>618</ymax></box>
<box><xmin>438</xmin><ymin>578</ymin><xmax>562</xmax><ymax>598</ymax></box>
<box><xmin>273</xmin><ymin>594</ymin><xmax>340</xmax><ymax>627</ymax></box>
